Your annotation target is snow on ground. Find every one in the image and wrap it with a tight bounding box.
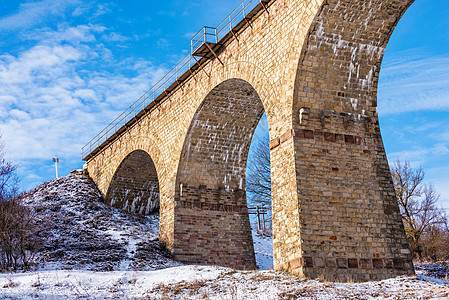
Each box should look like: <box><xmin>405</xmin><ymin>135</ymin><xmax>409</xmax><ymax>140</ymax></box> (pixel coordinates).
<box><xmin>252</xmin><ymin>229</ymin><xmax>273</xmax><ymax>270</ymax></box>
<box><xmin>1</xmin><ymin>266</ymin><xmax>448</xmax><ymax>299</ymax></box>
<box><xmin>415</xmin><ymin>261</ymin><xmax>449</xmax><ymax>280</ymax></box>
<box><xmin>1</xmin><ymin>174</ymin><xmax>448</xmax><ymax>299</ymax></box>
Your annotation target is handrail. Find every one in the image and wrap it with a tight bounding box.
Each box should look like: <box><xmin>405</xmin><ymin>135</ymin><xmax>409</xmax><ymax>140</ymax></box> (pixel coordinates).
<box><xmin>82</xmin><ymin>0</ymin><xmax>269</xmax><ymax>160</ymax></box>
<box><xmin>191</xmin><ymin>26</ymin><xmax>218</xmax><ymax>54</ymax></box>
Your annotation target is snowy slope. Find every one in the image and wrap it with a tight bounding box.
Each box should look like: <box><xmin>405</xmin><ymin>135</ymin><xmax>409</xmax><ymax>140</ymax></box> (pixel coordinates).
<box><xmin>21</xmin><ymin>173</ymin><xmax>179</xmax><ymax>271</ymax></box>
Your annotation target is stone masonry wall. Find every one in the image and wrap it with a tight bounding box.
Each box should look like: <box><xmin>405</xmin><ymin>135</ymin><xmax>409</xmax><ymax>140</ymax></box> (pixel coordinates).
<box><xmin>173</xmin><ymin>79</ymin><xmax>262</xmax><ymax>269</ymax></box>
<box><xmin>286</xmin><ymin>0</ymin><xmax>415</xmax><ymax>281</ymax></box>
<box><xmin>86</xmin><ymin>0</ymin><xmax>416</xmax><ymax>281</ymax></box>
<box><xmin>106</xmin><ymin>150</ymin><xmax>160</xmax><ymax>215</ymax></box>
<box><xmin>175</xmin><ymin>185</ymin><xmax>255</xmax><ymax>269</ymax></box>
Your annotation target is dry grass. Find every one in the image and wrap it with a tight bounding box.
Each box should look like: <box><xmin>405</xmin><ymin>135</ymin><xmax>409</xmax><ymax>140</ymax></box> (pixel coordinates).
<box><xmin>2</xmin><ymin>276</ymin><xmax>18</xmax><ymax>288</ymax></box>
<box><xmin>278</xmin><ymin>288</ymin><xmax>318</xmax><ymax>299</ymax></box>
<box><xmin>150</xmin><ymin>279</ymin><xmax>209</xmax><ymax>298</ymax></box>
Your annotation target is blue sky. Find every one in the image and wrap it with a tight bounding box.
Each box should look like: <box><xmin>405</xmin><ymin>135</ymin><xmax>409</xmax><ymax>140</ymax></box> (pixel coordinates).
<box><xmin>0</xmin><ymin>0</ymin><xmax>448</xmax><ymax>210</ymax></box>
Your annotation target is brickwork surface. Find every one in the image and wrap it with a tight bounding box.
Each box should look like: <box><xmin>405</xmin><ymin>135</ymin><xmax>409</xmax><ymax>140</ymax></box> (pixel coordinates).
<box><xmin>86</xmin><ymin>0</ymin><xmax>416</xmax><ymax>281</ymax></box>
<box><xmin>106</xmin><ymin>150</ymin><xmax>159</xmax><ymax>214</ymax></box>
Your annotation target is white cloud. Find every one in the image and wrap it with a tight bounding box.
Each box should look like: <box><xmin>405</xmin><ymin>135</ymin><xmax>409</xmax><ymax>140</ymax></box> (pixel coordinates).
<box><xmin>388</xmin><ymin>143</ymin><xmax>449</xmax><ymax>166</ymax></box>
<box><xmin>24</xmin><ymin>24</ymin><xmax>105</xmax><ymax>44</ymax></box>
<box><xmin>9</xmin><ymin>109</ymin><xmax>31</xmax><ymax>121</ymax></box>
<box><xmin>432</xmin><ymin>127</ymin><xmax>449</xmax><ymax>144</ymax></box>
<box><xmin>157</xmin><ymin>38</ymin><xmax>170</xmax><ymax>49</ymax></box>
<box><xmin>387</xmin><ymin>149</ymin><xmax>428</xmax><ymax>168</ymax></box>
<box><xmin>0</xmin><ymin>95</ymin><xmax>17</xmax><ymax>105</ymax></box>
<box><xmin>0</xmin><ymin>24</ymin><xmax>168</xmax><ymax>167</ymax></box>
<box><xmin>0</xmin><ymin>45</ymin><xmax>82</xmax><ymax>86</ymax></box>
<box><xmin>378</xmin><ymin>51</ymin><xmax>449</xmax><ymax>115</ymax></box>
<box><xmin>103</xmin><ymin>32</ymin><xmax>130</xmax><ymax>42</ymax></box>
<box><xmin>73</xmin><ymin>89</ymin><xmax>97</xmax><ymax>101</ymax></box>
<box><xmin>92</xmin><ymin>3</ymin><xmax>112</xmax><ymax>18</ymax></box>
<box><xmin>183</xmin><ymin>32</ymin><xmax>196</xmax><ymax>39</ymax></box>
<box><xmin>0</xmin><ymin>0</ymin><xmax>80</xmax><ymax>31</ymax></box>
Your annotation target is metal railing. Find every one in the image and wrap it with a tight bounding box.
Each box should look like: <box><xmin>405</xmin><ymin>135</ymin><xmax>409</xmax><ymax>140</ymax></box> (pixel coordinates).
<box><xmin>82</xmin><ymin>0</ymin><xmax>269</xmax><ymax>160</ymax></box>
<box><xmin>191</xmin><ymin>26</ymin><xmax>218</xmax><ymax>54</ymax></box>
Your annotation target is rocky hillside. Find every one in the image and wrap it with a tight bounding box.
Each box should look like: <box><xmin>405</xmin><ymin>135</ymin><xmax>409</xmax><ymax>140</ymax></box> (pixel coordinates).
<box><xmin>20</xmin><ymin>173</ymin><xmax>180</xmax><ymax>271</ymax></box>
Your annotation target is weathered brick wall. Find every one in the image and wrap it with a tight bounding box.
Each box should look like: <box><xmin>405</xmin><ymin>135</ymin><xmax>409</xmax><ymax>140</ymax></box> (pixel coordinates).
<box><xmin>86</xmin><ymin>0</ymin><xmax>416</xmax><ymax>281</ymax></box>
<box><xmin>175</xmin><ymin>186</ymin><xmax>255</xmax><ymax>269</ymax></box>
<box><xmin>106</xmin><ymin>150</ymin><xmax>159</xmax><ymax>214</ymax></box>
<box><xmin>173</xmin><ymin>79</ymin><xmax>262</xmax><ymax>268</ymax></box>
<box><xmin>285</xmin><ymin>0</ymin><xmax>415</xmax><ymax>281</ymax></box>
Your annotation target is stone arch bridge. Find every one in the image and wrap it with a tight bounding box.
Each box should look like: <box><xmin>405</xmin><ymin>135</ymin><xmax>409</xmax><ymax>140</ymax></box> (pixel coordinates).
<box><xmin>83</xmin><ymin>0</ymin><xmax>416</xmax><ymax>281</ymax></box>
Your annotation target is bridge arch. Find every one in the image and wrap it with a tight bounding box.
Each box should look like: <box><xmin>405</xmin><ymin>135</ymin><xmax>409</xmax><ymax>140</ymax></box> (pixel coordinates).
<box><xmin>170</xmin><ymin>60</ymin><xmax>284</xmax><ymax>142</ymax></box>
<box><xmin>106</xmin><ymin>149</ymin><xmax>160</xmax><ymax>215</ymax></box>
<box><xmin>172</xmin><ymin>78</ymin><xmax>271</xmax><ymax>269</ymax></box>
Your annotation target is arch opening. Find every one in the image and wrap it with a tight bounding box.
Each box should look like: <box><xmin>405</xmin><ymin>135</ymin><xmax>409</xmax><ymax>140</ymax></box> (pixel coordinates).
<box><xmin>245</xmin><ymin>113</ymin><xmax>273</xmax><ymax>270</ymax></box>
<box><xmin>174</xmin><ymin>78</ymin><xmax>269</xmax><ymax>270</ymax></box>
<box><xmin>106</xmin><ymin>150</ymin><xmax>160</xmax><ymax>215</ymax></box>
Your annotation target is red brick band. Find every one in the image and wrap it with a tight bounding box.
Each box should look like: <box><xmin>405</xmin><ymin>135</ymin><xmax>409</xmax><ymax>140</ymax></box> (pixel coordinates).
<box><xmin>177</xmin><ymin>201</ymin><xmax>246</xmax><ymax>212</ymax></box>
<box><xmin>301</xmin><ymin>256</ymin><xmax>412</xmax><ymax>270</ymax></box>
<box><xmin>177</xmin><ymin>185</ymin><xmax>247</xmax><ymax>212</ymax></box>
<box><xmin>269</xmin><ymin>129</ymin><xmax>378</xmax><ymax>150</ymax></box>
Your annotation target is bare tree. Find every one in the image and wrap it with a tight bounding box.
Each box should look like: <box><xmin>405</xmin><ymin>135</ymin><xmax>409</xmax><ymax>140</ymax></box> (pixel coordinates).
<box><xmin>246</xmin><ymin>136</ymin><xmax>271</xmax><ymax>208</ymax></box>
<box><xmin>390</xmin><ymin>160</ymin><xmax>447</xmax><ymax>259</ymax></box>
<box><xmin>0</xmin><ymin>134</ymin><xmax>39</xmax><ymax>271</ymax></box>
<box><xmin>421</xmin><ymin>222</ymin><xmax>449</xmax><ymax>261</ymax></box>
<box><xmin>0</xmin><ymin>136</ymin><xmax>18</xmax><ymax>202</ymax></box>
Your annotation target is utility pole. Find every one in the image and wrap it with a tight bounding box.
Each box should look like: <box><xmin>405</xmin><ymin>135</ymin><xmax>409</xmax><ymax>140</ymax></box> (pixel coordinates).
<box><xmin>52</xmin><ymin>157</ymin><xmax>59</xmax><ymax>178</ymax></box>
<box><xmin>256</xmin><ymin>206</ymin><xmax>261</xmax><ymax>231</ymax></box>
<box><xmin>262</xmin><ymin>205</ymin><xmax>266</xmax><ymax>232</ymax></box>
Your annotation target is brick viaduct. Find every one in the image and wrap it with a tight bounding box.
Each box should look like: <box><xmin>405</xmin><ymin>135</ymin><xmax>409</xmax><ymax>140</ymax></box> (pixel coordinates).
<box><xmin>83</xmin><ymin>0</ymin><xmax>416</xmax><ymax>281</ymax></box>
